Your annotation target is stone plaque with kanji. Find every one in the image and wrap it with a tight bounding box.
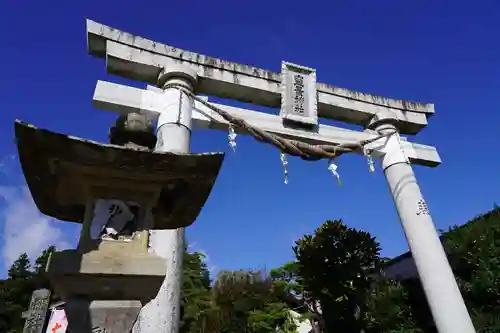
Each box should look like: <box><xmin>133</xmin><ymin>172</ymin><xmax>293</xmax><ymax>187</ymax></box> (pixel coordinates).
<box><xmin>23</xmin><ymin>289</ymin><xmax>51</xmax><ymax>333</ymax></box>
<box><xmin>280</xmin><ymin>61</ymin><xmax>318</xmax><ymax>126</ymax></box>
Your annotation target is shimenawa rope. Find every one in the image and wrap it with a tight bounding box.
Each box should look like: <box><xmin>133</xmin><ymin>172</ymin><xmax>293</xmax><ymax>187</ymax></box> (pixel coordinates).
<box><xmin>162</xmin><ymin>83</ymin><xmax>397</xmax><ymax>162</ymax></box>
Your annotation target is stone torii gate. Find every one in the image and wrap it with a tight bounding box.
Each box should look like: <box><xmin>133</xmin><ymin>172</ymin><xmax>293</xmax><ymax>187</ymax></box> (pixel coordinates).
<box><xmin>86</xmin><ymin>20</ymin><xmax>476</xmax><ymax>333</ymax></box>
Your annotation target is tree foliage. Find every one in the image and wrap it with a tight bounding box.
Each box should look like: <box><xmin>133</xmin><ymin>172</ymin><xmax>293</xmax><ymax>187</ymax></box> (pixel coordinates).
<box><xmin>293</xmin><ymin>219</ymin><xmax>381</xmax><ymax>332</ymax></box>
<box><xmin>366</xmin><ymin>205</ymin><xmax>500</xmax><ymax>333</ymax></box>
<box><xmin>195</xmin><ymin>269</ymin><xmax>298</xmax><ymax>333</ymax></box>
<box><xmin>442</xmin><ymin>206</ymin><xmax>500</xmax><ymax>332</ymax></box>
<box><xmin>4</xmin><ymin>208</ymin><xmax>500</xmax><ymax>333</ymax></box>
<box><xmin>0</xmin><ymin>246</ymin><xmax>57</xmax><ymax>333</ymax></box>
<box><xmin>364</xmin><ymin>279</ymin><xmax>424</xmax><ymax>333</ymax></box>
<box><xmin>180</xmin><ymin>250</ymin><xmax>212</xmax><ymax>333</ymax></box>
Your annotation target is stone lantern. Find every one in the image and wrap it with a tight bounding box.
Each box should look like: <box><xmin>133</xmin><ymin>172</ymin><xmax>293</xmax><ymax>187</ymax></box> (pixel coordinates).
<box><xmin>14</xmin><ymin>115</ymin><xmax>224</xmax><ymax>333</ymax></box>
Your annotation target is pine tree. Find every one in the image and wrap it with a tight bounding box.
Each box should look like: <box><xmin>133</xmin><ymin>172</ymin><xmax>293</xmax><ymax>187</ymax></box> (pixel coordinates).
<box><xmin>7</xmin><ymin>253</ymin><xmax>32</xmax><ymax>280</ymax></box>
<box><xmin>33</xmin><ymin>246</ymin><xmax>56</xmax><ymax>275</ymax></box>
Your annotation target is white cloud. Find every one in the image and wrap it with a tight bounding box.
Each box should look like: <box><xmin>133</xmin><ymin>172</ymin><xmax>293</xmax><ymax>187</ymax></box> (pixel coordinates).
<box><xmin>0</xmin><ymin>155</ymin><xmax>74</xmax><ymax>272</ymax></box>
<box><xmin>0</xmin><ymin>186</ymin><xmax>73</xmax><ymax>271</ymax></box>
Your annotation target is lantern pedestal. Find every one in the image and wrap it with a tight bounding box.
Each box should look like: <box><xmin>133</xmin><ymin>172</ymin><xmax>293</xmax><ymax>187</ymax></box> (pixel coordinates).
<box><xmin>65</xmin><ymin>299</ymin><xmax>141</xmax><ymax>333</ymax></box>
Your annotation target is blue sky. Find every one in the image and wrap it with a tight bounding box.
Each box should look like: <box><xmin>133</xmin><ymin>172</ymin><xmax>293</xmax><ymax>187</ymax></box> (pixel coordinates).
<box><xmin>1</xmin><ymin>0</ymin><xmax>499</xmax><ymax>276</ymax></box>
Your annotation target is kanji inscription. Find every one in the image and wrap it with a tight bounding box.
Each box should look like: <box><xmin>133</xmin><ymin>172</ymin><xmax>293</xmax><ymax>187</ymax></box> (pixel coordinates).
<box><xmin>280</xmin><ymin>62</ymin><xmax>318</xmax><ymax>126</ymax></box>
<box><xmin>416</xmin><ymin>199</ymin><xmax>430</xmax><ymax>216</ymax></box>
<box><xmin>23</xmin><ymin>289</ymin><xmax>51</xmax><ymax>333</ymax></box>
<box><xmin>293</xmin><ymin>74</ymin><xmax>305</xmax><ymax>115</ymax></box>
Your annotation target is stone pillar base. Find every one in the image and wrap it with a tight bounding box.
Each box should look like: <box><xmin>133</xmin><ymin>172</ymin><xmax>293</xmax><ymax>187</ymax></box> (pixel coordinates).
<box><xmin>65</xmin><ymin>299</ymin><xmax>141</xmax><ymax>333</ymax></box>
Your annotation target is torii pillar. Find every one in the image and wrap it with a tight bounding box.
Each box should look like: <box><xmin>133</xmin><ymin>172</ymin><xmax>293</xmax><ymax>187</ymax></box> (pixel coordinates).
<box><xmin>132</xmin><ymin>65</ymin><xmax>197</xmax><ymax>333</ymax></box>
<box><xmin>367</xmin><ymin>111</ymin><xmax>476</xmax><ymax>333</ymax></box>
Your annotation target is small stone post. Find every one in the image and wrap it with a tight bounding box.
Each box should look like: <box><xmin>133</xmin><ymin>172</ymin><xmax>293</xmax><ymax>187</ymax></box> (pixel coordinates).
<box><xmin>22</xmin><ymin>288</ymin><xmax>51</xmax><ymax>333</ymax></box>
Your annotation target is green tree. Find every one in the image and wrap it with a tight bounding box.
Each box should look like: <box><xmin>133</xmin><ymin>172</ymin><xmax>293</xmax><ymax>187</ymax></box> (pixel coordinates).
<box><xmin>293</xmin><ymin>220</ymin><xmax>381</xmax><ymax>333</ymax></box>
<box><xmin>364</xmin><ymin>279</ymin><xmax>423</xmax><ymax>333</ymax></box>
<box><xmin>211</xmin><ymin>270</ymin><xmax>272</xmax><ymax>332</ymax></box>
<box><xmin>269</xmin><ymin>261</ymin><xmax>302</xmax><ymax>300</ymax></box>
<box><xmin>366</xmin><ymin>206</ymin><xmax>500</xmax><ymax>333</ymax></box>
<box><xmin>442</xmin><ymin>206</ymin><xmax>500</xmax><ymax>332</ymax></box>
<box><xmin>33</xmin><ymin>245</ymin><xmax>56</xmax><ymax>275</ymax></box>
<box><xmin>180</xmin><ymin>250</ymin><xmax>212</xmax><ymax>333</ymax></box>
<box><xmin>1</xmin><ymin>254</ymin><xmax>34</xmax><ymax>333</ymax></box>
<box><xmin>247</xmin><ymin>301</ymin><xmax>297</xmax><ymax>333</ymax></box>
<box><xmin>7</xmin><ymin>253</ymin><xmax>32</xmax><ymax>280</ymax></box>
<box><xmin>195</xmin><ymin>269</ymin><xmax>297</xmax><ymax>333</ymax></box>
<box><xmin>0</xmin><ymin>247</ymin><xmax>58</xmax><ymax>333</ymax></box>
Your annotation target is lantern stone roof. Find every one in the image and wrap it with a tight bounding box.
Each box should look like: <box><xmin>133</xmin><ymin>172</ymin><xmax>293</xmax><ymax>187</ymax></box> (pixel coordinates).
<box><xmin>14</xmin><ymin>120</ymin><xmax>224</xmax><ymax>229</ymax></box>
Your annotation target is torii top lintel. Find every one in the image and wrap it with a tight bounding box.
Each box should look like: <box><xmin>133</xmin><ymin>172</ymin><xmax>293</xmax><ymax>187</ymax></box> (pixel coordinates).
<box><xmin>86</xmin><ymin>19</ymin><xmax>434</xmax><ymax>135</ymax></box>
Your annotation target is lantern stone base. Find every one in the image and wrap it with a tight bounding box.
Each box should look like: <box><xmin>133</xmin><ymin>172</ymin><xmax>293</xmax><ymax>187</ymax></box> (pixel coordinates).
<box><xmin>47</xmin><ymin>249</ymin><xmax>166</xmax><ymax>302</ymax></box>
<box><xmin>65</xmin><ymin>299</ymin><xmax>141</xmax><ymax>333</ymax></box>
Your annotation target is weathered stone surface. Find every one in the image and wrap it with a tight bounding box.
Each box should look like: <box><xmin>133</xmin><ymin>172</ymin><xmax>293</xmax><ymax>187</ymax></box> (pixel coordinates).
<box><xmin>65</xmin><ymin>299</ymin><xmax>141</xmax><ymax>333</ymax></box>
<box><xmin>86</xmin><ymin>19</ymin><xmax>435</xmax><ymax>137</ymax></box>
<box><xmin>109</xmin><ymin>112</ymin><xmax>157</xmax><ymax>149</ymax></box>
<box><xmin>47</xmin><ymin>248</ymin><xmax>166</xmax><ymax>302</ymax></box>
<box><xmin>22</xmin><ymin>289</ymin><xmax>51</xmax><ymax>333</ymax></box>
<box><xmin>15</xmin><ymin>120</ymin><xmax>225</xmax><ymax>229</ymax></box>
<box><xmin>280</xmin><ymin>61</ymin><xmax>318</xmax><ymax>126</ymax></box>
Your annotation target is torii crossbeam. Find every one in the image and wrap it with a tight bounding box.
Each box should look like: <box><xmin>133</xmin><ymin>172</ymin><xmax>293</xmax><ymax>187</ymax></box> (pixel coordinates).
<box><xmin>84</xmin><ymin>19</ymin><xmax>475</xmax><ymax>333</ymax></box>
<box><xmin>93</xmin><ymin>80</ymin><xmax>441</xmax><ymax>167</ymax></box>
